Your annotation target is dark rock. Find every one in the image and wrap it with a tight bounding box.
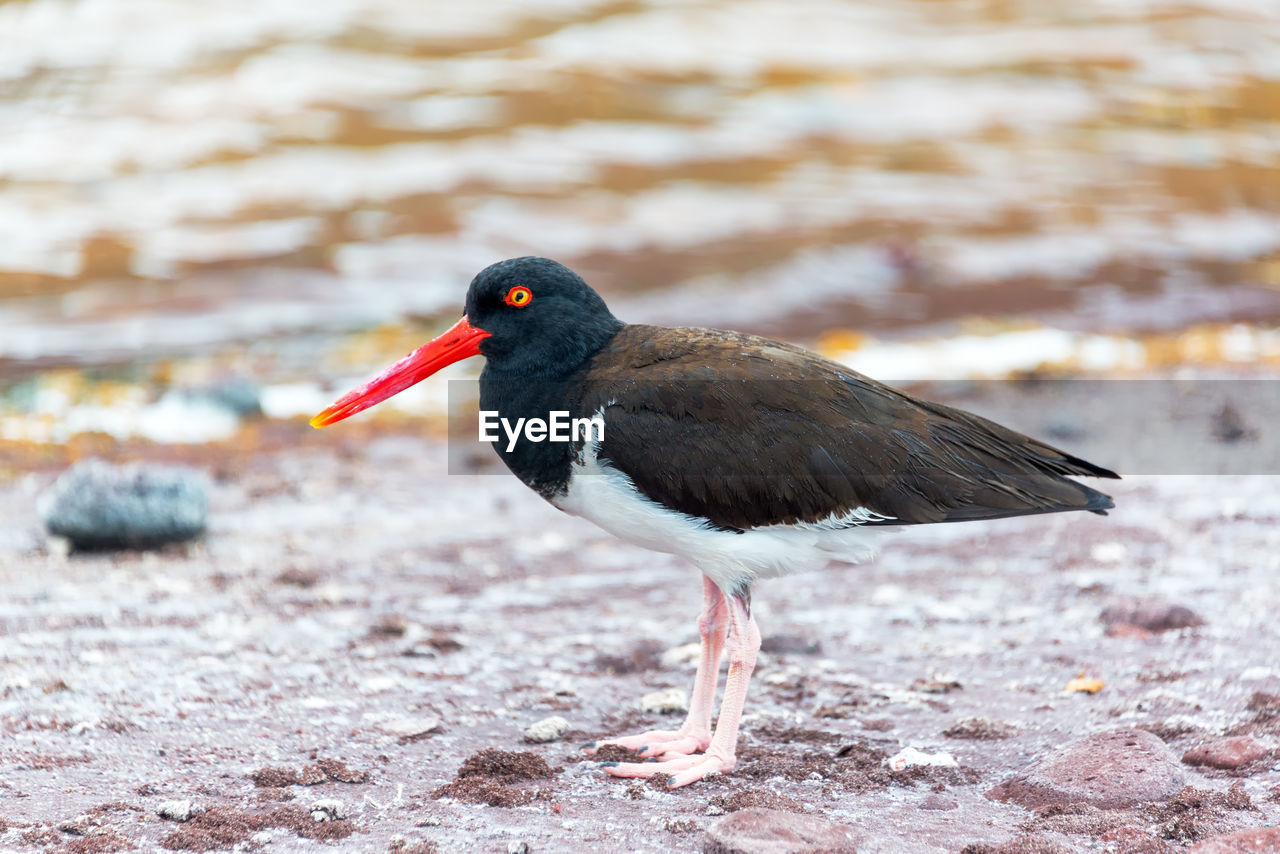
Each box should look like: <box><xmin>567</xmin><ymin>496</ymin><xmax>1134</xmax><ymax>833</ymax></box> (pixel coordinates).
<box><xmin>703</xmin><ymin>808</ymin><xmax>857</xmax><ymax>854</ymax></box>
<box><xmin>1100</xmin><ymin>599</ymin><xmax>1205</xmax><ymax>633</ymax></box>
<box><xmin>39</xmin><ymin>459</ymin><xmax>208</xmax><ymax>549</ymax></box>
<box><xmin>919</xmin><ymin>794</ymin><xmax>957</xmax><ymax>811</ymax></box>
<box><xmin>1189</xmin><ymin>828</ymin><xmax>1280</xmax><ymax>853</ymax></box>
<box><xmin>759</xmin><ymin>634</ymin><xmax>821</xmax><ymax>655</ymax></box>
<box><xmin>592</xmin><ymin>639</ymin><xmax>663</xmax><ymax>674</ymax></box>
<box><xmin>185</xmin><ymin>378</ymin><xmax>263</xmax><ymax>418</ymax></box>
<box><xmin>1182</xmin><ymin>737</ymin><xmax>1269</xmax><ymax>771</ymax></box>
<box><xmin>944</xmin><ymin>717</ymin><xmax>1017</xmax><ymax>740</ymax></box>
<box><xmin>986</xmin><ymin>729</ymin><xmax>1186</xmax><ymax>809</ymax></box>
<box><xmin>1211</xmin><ymin>402</ymin><xmax>1256</xmax><ymax>444</ymax></box>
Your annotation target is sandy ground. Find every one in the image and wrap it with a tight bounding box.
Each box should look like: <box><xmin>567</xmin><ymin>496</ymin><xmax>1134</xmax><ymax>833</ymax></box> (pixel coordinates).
<box><xmin>2</xmin><ymin>428</ymin><xmax>1279</xmax><ymax>852</ymax></box>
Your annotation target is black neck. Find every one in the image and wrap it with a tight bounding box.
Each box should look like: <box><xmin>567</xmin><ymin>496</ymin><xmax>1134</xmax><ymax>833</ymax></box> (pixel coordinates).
<box><xmin>478</xmin><ymin>323</ymin><xmax>623</xmax><ymax>496</ymax></box>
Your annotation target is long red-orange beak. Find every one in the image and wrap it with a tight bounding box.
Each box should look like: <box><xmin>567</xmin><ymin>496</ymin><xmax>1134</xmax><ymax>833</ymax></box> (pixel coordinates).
<box><xmin>310</xmin><ymin>315</ymin><xmax>491</xmax><ymax>428</ymax></box>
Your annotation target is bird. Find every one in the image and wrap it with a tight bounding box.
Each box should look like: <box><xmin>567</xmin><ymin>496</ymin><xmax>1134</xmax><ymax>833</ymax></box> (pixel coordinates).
<box><xmin>311</xmin><ymin>256</ymin><xmax>1118</xmax><ymax>788</ymax></box>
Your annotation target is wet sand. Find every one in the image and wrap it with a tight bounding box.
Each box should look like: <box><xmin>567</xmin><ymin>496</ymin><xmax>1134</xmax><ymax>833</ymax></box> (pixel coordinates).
<box><xmin>1</xmin><ymin>418</ymin><xmax>1278</xmax><ymax>851</ymax></box>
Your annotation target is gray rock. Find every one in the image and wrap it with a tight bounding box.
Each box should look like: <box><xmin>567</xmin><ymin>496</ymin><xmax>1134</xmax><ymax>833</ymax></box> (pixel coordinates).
<box><xmin>703</xmin><ymin>808</ymin><xmax>857</xmax><ymax>854</ymax></box>
<box><xmin>523</xmin><ymin>715</ymin><xmax>569</xmax><ymax>743</ymax></box>
<box><xmin>380</xmin><ymin>716</ymin><xmax>441</xmax><ymax>740</ymax></box>
<box><xmin>39</xmin><ymin>459</ymin><xmax>208</xmax><ymax>549</ymax></box>
<box><xmin>1100</xmin><ymin>598</ymin><xmax>1205</xmax><ymax>633</ymax></box>
<box><xmin>986</xmin><ymin>728</ymin><xmax>1185</xmax><ymax>809</ymax></box>
<box><xmin>641</xmin><ymin>687</ymin><xmax>688</xmax><ymax>714</ymax></box>
<box><xmin>310</xmin><ymin>798</ymin><xmax>346</xmax><ymax>821</ymax></box>
<box><xmin>156</xmin><ymin>800</ymin><xmax>195</xmax><ymax>822</ymax></box>
<box><xmin>185</xmin><ymin>378</ymin><xmax>263</xmax><ymax>418</ymax></box>
<box><xmin>918</xmin><ymin>794</ymin><xmax>957</xmax><ymax>811</ymax></box>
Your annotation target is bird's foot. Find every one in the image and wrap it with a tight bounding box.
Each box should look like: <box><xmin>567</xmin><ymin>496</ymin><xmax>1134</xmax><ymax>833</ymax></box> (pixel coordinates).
<box><xmin>600</xmin><ymin>748</ymin><xmax>735</xmax><ymax>788</ymax></box>
<box><xmin>583</xmin><ymin>728</ymin><xmax>709</xmax><ymax>759</ymax></box>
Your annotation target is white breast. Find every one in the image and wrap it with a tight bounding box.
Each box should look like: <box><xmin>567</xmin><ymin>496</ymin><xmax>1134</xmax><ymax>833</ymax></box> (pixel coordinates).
<box><xmin>551</xmin><ymin>438</ymin><xmax>890</xmax><ymax>594</ymax></box>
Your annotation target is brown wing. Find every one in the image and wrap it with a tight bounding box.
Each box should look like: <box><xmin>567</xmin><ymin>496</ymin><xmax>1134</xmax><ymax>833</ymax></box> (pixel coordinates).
<box><xmin>578</xmin><ymin>325</ymin><xmax>1117</xmax><ymax>531</ymax></box>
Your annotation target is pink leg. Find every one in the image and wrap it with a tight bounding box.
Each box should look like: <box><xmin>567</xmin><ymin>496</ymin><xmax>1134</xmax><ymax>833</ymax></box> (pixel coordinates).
<box><xmin>603</xmin><ymin>589</ymin><xmax>761</xmax><ymax>787</ymax></box>
<box><xmin>585</xmin><ymin>576</ymin><xmax>728</xmax><ymax>759</ymax></box>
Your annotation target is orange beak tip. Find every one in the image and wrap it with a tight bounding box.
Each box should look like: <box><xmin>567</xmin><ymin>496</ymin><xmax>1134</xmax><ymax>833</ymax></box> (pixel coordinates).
<box><xmin>305</xmin><ymin>315</ymin><xmax>489</xmax><ymax>432</ymax></box>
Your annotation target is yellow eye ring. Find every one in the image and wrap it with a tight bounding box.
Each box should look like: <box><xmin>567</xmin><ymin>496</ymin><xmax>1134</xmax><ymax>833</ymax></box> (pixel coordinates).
<box><xmin>504</xmin><ymin>286</ymin><xmax>532</xmax><ymax>307</ymax></box>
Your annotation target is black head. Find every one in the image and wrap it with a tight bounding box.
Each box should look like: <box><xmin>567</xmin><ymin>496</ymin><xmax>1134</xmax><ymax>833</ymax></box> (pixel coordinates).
<box><xmin>465</xmin><ymin>257</ymin><xmax>624</xmax><ymax>376</ymax></box>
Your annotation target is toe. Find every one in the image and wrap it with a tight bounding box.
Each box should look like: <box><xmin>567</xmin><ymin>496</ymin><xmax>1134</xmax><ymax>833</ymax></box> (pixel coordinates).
<box><xmin>666</xmin><ymin>754</ymin><xmax>735</xmax><ymax>788</ymax></box>
<box><xmin>638</xmin><ymin>736</ymin><xmax>701</xmax><ymax>759</ymax></box>
<box><xmin>603</xmin><ymin>753</ymin><xmax>702</xmax><ymax>779</ymax></box>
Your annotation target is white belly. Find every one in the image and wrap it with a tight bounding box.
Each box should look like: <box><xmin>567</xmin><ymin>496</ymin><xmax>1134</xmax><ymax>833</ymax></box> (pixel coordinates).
<box><xmin>551</xmin><ymin>441</ymin><xmax>889</xmax><ymax>594</ymax></box>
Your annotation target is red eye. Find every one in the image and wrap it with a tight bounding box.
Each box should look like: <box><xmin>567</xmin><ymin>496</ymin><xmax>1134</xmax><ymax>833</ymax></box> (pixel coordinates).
<box><xmin>504</xmin><ymin>286</ymin><xmax>532</xmax><ymax>307</ymax></box>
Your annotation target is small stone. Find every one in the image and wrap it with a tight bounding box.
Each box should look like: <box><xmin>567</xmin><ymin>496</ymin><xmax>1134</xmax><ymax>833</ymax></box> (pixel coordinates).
<box><xmin>310</xmin><ymin>798</ymin><xmax>346</xmax><ymax>821</ymax></box>
<box><xmin>919</xmin><ymin>794</ymin><xmax>957</xmax><ymax>811</ymax></box>
<box><xmin>522</xmin><ymin>715</ymin><xmax>569</xmax><ymax>744</ymax></box>
<box><xmin>507</xmin><ymin>843</ymin><xmax>530</xmax><ymax>854</ymax></box>
<box><xmin>1065</xmin><ymin>676</ymin><xmax>1106</xmax><ymax>694</ymax></box>
<box><xmin>641</xmin><ymin>688</ymin><xmax>688</xmax><ymax>714</ymax></box>
<box><xmin>1100</xmin><ymin>598</ymin><xmax>1205</xmax><ymax>633</ymax></box>
<box><xmin>759</xmin><ymin>634</ymin><xmax>822</xmax><ymax>655</ymax></box>
<box><xmin>156</xmin><ymin>800</ymin><xmax>195</xmax><ymax>822</ymax></box>
<box><xmin>38</xmin><ymin>459</ymin><xmax>208</xmax><ymax>550</ymax></box>
<box><xmin>703</xmin><ymin>808</ymin><xmax>857</xmax><ymax>854</ymax></box>
<box><xmin>660</xmin><ymin>643</ymin><xmax>702</xmax><ymax>669</ymax></box>
<box><xmin>380</xmin><ymin>716</ymin><xmax>441</xmax><ymax>740</ymax></box>
<box><xmin>58</xmin><ymin>814</ymin><xmax>104</xmax><ymax>836</ymax></box>
<box><xmin>251</xmin><ymin>831</ymin><xmax>273</xmax><ymax>845</ymax></box>
<box><xmin>593</xmin><ymin>639</ymin><xmax>663</xmax><ymax>674</ymax></box>
<box><xmin>185</xmin><ymin>378</ymin><xmax>263</xmax><ymax>418</ymax></box>
<box><xmin>1211</xmin><ymin>402</ymin><xmax>1257</xmax><ymax>444</ymax></box>
<box><xmin>944</xmin><ymin>717</ymin><xmax>1017</xmax><ymax>740</ymax></box>
<box><xmin>986</xmin><ymin>728</ymin><xmax>1185</xmax><ymax>809</ymax></box>
<box><xmin>885</xmin><ymin>747</ymin><xmax>958</xmax><ymax>771</ymax></box>
<box><xmin>911</xmin><ymin>674</ymin><xmax>962</xmax><ymax>694</ymax></box>
<box><xmin>1182</xmin><ymin>736</ymin><xmax>1270</xmax><ymax>770</ymax></box>
<box><xmin>1189</xmin><ymin>828</ymin><xmax>1280</xmax><ymax>853</ymax></box>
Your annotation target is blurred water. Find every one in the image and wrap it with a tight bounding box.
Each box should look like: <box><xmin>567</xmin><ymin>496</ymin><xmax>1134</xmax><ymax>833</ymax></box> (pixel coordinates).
<box><xmin>3</xmin><ymin>0</ymin><xmax>1280</xmax><ymax>370</ymax></box>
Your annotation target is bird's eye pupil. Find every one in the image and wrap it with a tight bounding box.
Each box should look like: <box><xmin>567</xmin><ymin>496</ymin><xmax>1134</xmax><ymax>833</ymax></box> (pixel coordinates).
<box><xmin>505</xmin><ymin>287</ymin><xmax>532</xmax><ymax>307</ymax></box>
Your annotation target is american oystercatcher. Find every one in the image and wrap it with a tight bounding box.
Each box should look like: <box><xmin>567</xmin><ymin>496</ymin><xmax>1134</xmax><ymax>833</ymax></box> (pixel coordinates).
<box><xmin>312</xmin><ymin>256</ymin><xmax>1117</xmax><ymax>788</ymax></box>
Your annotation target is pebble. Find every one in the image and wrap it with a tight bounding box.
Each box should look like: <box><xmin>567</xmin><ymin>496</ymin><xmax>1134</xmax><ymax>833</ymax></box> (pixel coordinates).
<box><xmin>885</xmin><ymin>747</ymin><xmax>958</xmax><ymax>771</ymax></box>
<box><xmin>1100</xmin><ymin>598</ymin><xmax>1205</xmax><ymax>633</ymax></box>
<box><xmin>156</xmin><ymin>800</ymin><xmax>195</xmax><ymax>822</ymax></box>
<box><xmin>380</xmin><ymin>716</ymin><xmax>441</xmax><ymax>740</ymax></box>
<box><xmin>759</xmin><ymin>634</ymin><xmax>821</xmax><ymax>655</ymax></box>
<box><xmin>1189</xmin><ymin>828</ymin><xmax>1280</xmax><ymax>853</ymax></box>
<box><xmin>58</xmin><ymin>814</ymin><xmax>104</xmax><ymax>835</ymax></box>
<box><xmin>703</xmin><ymin>808</ymin><xmax>857</xmax><ymax>854</ymax></box>
<box><xmin>310</xmin><ymin>798</ymin><xmax>346</xmax><ymax>821</ymax></box>
<box><xmin>185</xmin><ymin>378</ymin><xmax>263</xmax><ymax>418</ymax></box>
<box><xmin>1182</xmin><ymin>736</ymin><xmax>1270</xmax><ymax>770</ymax></box>
<box><xmin>522</xmin><ymin>715</ymin><xmax>569</xmax><ymax>743</ymax></box>
<box><xmin>986</xmin><ymin>728</ymin><xmax>1185</xmax><ymax>809</ymax></box>
<box><xmin>641</xmin><ymin>687</ymin><xmax>688</xmax><ymax>714</ymax></box>
<box><xmin>661</xmin><ymin>643</ymin><xmax>702</xmax><ymax>669</ymax></box>
<box><xmin>507</xmin><ymin>842</ymin><xmax>530</xmax><ymax>854</ymax></box>
<box><xmin>918</xmin><ymin>794</ymin><xmax>958</xmax><ymax>811</ymax></box>
<box><xmin>38</xmin><ymin>459</ymin><xmax>208</xmax><ymax>550</ymax></box>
